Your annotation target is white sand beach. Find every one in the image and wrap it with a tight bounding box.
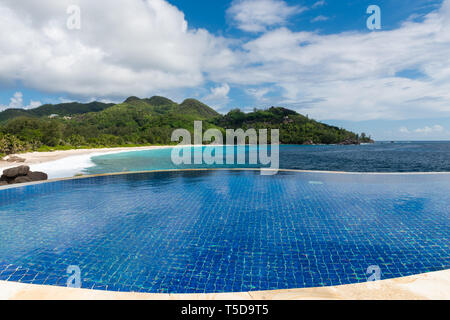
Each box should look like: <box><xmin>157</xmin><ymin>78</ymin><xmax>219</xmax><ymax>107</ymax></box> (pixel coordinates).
<box><xmin>0</xmin><ymin>146</ymin><xmax>173</xmax><ymax>179</ymax></box>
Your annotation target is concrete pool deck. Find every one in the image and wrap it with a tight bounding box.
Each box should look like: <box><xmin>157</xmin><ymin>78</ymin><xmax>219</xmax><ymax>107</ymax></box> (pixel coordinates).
<box><xmin>1</xmin><ymin>269</ymin><xmax>449</xmax><ymax>300</ymax></box>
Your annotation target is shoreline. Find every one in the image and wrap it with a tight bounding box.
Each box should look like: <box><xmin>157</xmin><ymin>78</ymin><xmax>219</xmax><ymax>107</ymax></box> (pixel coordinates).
<box><xmin>0</xmin><ymin>143</ymin><xmax>369</xmax><ymax>170</ymax></box>
<box><xmin>0</xmin><ymin>146</ymin><xmax>174</xmax><ymax>179</ymax></box>
<box><xmin>2</xmin><ymin>144</ymin><xmax>450</xmax><ymax>179</ymax></box>
<box><xmin>0</xmin><ymin>145</ymin><xmax>173</xmax><ymax>170</ymax></box>
<box><xmin>0</xmin><ymin>142</ymin><xmax>373</xmax><ymax>170</ymax></box>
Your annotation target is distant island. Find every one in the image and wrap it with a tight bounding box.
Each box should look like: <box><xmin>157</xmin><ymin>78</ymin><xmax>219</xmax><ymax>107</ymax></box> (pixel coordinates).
<box><xmin>0</xmin><ymin>96</ymin><xmax>373</xmax><ymax>155</ymax></box>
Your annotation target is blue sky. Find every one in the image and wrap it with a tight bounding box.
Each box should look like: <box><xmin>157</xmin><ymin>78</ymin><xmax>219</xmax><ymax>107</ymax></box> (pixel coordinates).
<box><xmin>1</xmin><ymin>0</ymin><xmax>449</xmax><ymax>140</ymax></box>
<box><xmin>171</xmin><ymin>0</ymin><xmax>442</xmax><ymax>34</ymax></box>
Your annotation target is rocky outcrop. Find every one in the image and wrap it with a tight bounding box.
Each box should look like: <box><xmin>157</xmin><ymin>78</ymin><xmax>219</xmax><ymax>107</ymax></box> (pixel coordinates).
<box><xmin>1</xmin><ymin>165</ymin><xmax>48</xmax><ymax>186</ymax></box>
<box><xmin>338</xmin><ymin>139</ymin><xmax>360</xmax><ymax>145</ymax></box>
<box><xmin>13</xmin><ymin>176</ymin><xmax>32</xmax><ymax>184</ymax></box>
<box><xmin>27</xmin><ymin>171</ymin><xmax>48</xmax><ymax>181</ymax></box>
<box><xmin>3</xmin><ymin>165</ymin><xmax>30</xmax><ymax>178</ymax></box>
<box><xmin>4</xmin><ymin>155</ymin><xmax>26</xmax><ymax>163</ymax></box>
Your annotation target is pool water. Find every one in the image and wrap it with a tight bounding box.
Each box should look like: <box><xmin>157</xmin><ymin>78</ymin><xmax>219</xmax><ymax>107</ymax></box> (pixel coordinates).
<box><xmin>0</xmin><ymin>170</ymin><xmax>449</xmax><ymax>293</ymax></box>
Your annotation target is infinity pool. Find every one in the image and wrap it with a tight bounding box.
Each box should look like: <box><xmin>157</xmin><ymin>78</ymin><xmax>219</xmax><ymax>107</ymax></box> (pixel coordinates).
<box><xmin>0</xmin><ymin>170</ymin><xmax>449</xmax><ymax>293</ymax></box>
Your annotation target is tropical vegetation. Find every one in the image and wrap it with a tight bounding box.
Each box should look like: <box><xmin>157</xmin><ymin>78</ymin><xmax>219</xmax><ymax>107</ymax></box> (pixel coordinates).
<box><xmin>0</xmin><ymin>96</ymin><xmax>373</xmax><ymax>155</ymax></box>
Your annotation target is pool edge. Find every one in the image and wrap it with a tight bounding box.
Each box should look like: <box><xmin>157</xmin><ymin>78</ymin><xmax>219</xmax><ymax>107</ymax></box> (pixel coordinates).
<box><xmin>1</xmin><ymin>269</ymin><xmax>449</xmax><ymax>300</ymax></box>
<box><xmin>1</xmin><ymin>167</ymin><xmax>450</xmax><ymax>191</ymax></box>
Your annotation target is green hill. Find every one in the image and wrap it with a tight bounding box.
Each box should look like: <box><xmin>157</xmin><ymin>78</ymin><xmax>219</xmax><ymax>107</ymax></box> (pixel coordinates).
<box><xmin>178</xmin><ymin>99</ymin><xmax>220</xmax><ymax>119</ymax></box>
<box><xmin>144</xmin><ymin>96</ymin><xmax>176</xmax><ymax>106</ymax></box>
<box><xmin>0</xmin><ymin>101</ymin><xmax>114</xmax><ymax>122</ymax></box>
<box><xmin>0</xmin><ymin>109</ymin><xmax>31</xmax><ymax>122</ymax></box>
<box><xmin>120</xmin><ymin>96</ymin><xmax>219</xmax><ymax>119</ymax></box>
<box><xmin>213</xmin><ymin>107</ymin><xmax>369</xmax><ymax>144</ymax></box>
<box><xmin>0</xmin><ymin>96</ymin><xmax>373</xmax><ymax>155</ymax></box>
<box><xmin>119</xmin><ymin>96</ymin><xmax>178</xmax><ymax>116</ymax></box>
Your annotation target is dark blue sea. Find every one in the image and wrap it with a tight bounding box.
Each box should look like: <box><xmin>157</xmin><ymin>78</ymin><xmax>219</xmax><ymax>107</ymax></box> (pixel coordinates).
<box><xmin>87</xmin><ymin>141</ymin><xmax>450</xmax><ymax>174</ymax></box>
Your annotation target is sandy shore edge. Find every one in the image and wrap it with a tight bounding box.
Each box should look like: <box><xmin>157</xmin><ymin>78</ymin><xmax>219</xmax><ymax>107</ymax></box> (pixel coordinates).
<box><xmin>0</xmin><ymin>146</ymin><xmax>173</xmax><ymax>169</ymax></box>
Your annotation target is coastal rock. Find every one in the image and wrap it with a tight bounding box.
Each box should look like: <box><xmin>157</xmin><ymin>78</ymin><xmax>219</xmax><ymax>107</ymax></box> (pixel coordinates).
<box><xmin>27</xmin><ymin>171</ymin><xmax>48</xmax><ymax>181</ymax></box>
<box><xmin>338</xmin><ymin>139</ymin><xmax>360</xmax><ymax>145</ymax></box>
<box><xmin>1</xmin><ymin>166</ymin><xmax>48</xmax><ymax>186</ymax></box>
<box><xmin>3</xmin><ymin>165</ymin><xmax>30</xmax><ymax>178</ymax></box>
<box><xmin>13</xmin><ymin>176</ymin><xmax>32</xmax><ymax>184</ymax></box>
<box><xmin>0</xmin><ymin>175</ymin><xmax>14</xmax><ymax>184</ymax></box>
<box><xmin>5</xmin><ymin>155</ymin><xmax>26</xmax><ymax>163</ymax></box>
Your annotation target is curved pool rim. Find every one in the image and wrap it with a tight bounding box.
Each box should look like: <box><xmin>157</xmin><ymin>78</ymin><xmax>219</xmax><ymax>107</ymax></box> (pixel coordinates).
<box><xmin>1</xmin><ymin>167</ymin><xmax>450</xmax><ymax>191</ymax></box>
<box><xmin>1</xmin><ymin>269</ymin><xmax>449</xmax><ymax>299</ymax></box>
<box><xmin>1</xmin><ymin>168</ymin><xmax>449</xmax><ymax>294</ymax></box>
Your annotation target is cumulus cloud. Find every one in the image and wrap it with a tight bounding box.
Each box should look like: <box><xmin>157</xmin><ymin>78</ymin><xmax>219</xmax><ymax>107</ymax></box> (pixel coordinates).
<box><xmin>0</xmin><ymin>92</ymin><xmax>42</xmax><ymax>111</ymax></box>
<box><xmin>398</xmin><ymin>124</ymin><xmax>446</xmax><ymax>136</ymax></box>
<box><xmin>202</xmin><ymin>83</ymin><xmax>231</xmax><ymax>108</ymax></box>
<box><xmin>206</xmin><ymin>83</ymin><xmax>230</xmax><ymax>99</ymax></box>
<box><xmin>227</xmin><ymin>0</ymin><xmax>306</xmax><ymax>33</ymax></box>
<box><xmin>1</xmin><ymin>0</ymin><xmax>450</xmax><ymax>123</ymax></box>
<box><xmin>0</xmin><ymin>0</ymin><xmax>232</xmax><ymax>99</ymax></box>
<box><xmin>415</xmin><ymin>125</ymin><xmax>445</xmax><ymax>133</ymax></box>
<box><xmin>210</xmin><ymin>0</ymin><xmax>450</xmax><ymax>120</ymax></box>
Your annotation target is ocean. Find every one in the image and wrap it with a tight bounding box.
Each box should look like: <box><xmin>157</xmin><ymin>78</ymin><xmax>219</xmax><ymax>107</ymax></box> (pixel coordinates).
<box><xmin>85</xmin><ymin>141</ymin><xmax>450</xmax><ymax>174</ymax></box>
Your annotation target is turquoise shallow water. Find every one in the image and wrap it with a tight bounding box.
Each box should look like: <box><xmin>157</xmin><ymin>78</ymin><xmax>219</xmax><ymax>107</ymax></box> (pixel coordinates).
<box><xmin>86</xmin><ymin>142</ymin><xmax>450</xmax><ymax>174</ymax></box>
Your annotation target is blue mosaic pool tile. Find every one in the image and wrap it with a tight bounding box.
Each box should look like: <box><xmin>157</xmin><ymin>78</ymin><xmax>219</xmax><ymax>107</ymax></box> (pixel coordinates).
<box><xmin>0</xmin><ymin>170</ymin><xmax>449</xmax><ymax>293</ymax></box>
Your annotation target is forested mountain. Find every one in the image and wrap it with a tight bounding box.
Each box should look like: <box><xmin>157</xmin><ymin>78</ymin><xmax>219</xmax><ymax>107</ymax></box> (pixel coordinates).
<box><xmin>0</xmin><ymin>102</ymin><xmax>114</xmax><ymax>122</ymax></box>
<box><xmin>0</xmin><ymin>96</ymin><xmax>373</xmax><ymax>155</ymax></box>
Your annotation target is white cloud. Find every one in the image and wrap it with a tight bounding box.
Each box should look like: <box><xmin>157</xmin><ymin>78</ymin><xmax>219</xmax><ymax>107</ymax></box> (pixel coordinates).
<box><xmin>246</xmin><ymin>87</ymin><xmax>272</xmax><ymax>101</ymax></box>
<box><xmin>227</xmin><ymin>0</ymin><xmax>306</xmax><ymax>33</ymax></box>
<box><xmin>209</xmin><ymin>0</ymin><xmax>450</xmax><ymax>120</ymax></box>
<box><xmin>414</xmin><ymin>125</ymin><xmax>445</xmax><ymax>133</ymax></box>
<box><xmin>8</xmin><ymin>92</ymin><xmax>24</xmax><ymax>109</ymax></box>
<box><xmin>0</xmin><ymin>0</ymin><xmax>232</xmax><ymax>99</ymax></box>
<box><xmin>207</xmin><ymin>83</ymin><xmax>230</xmax><ymax>99</ymax></box>
<box><xmin>28</xmin><ymin>100</ymin><xmax>43</xmax><ymax>109</ymax></box>
<box><xmin>202</xmin><ymin>83</ymin><xmax>230</xmax><ymax>108</ymax></box>
<box><xmin>398</xmin><ymin>124</ymin><xmax>446</xmax><ymax>135</ymax></box>
<box><xmin>399</xmin><ymin>126</ymin><xmax>410</xmax><ymax>133</ymax></box>
<box><xmin>312</xmin><ymin>1</ymin><xmax>326</xmax><ymax>9</ymax></box>
<box><xmin>1</xmin><ymin>0</ymin><xmax>450</xmax><ymax>123</ymax></box>
<box><xmin>311</xmin><ymin>15</ymin><xmax>329</xmax><ymax>23</ymax></box>
<box><xmin>0</xmin><ymin>92</ymin><xmax>42</xmax><ymax>111</ymax></box>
